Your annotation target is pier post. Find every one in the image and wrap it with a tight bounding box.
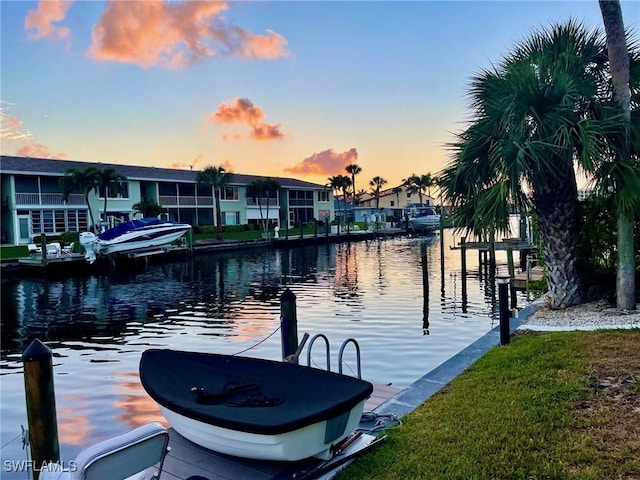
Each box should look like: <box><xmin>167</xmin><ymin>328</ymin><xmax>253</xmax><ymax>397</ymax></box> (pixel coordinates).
<box><xmin>497</xmin><ymin>276</ymin><xmax>511</xmax><ymax>345</ymax></box>
<box><xmin>299</xmin><ymin>222</ymin><xmax>303</xmax><ymax>241</ymax></box>
<box><xmin>439</xmin><ymin>214</ymin><xmax>445</xmax><ymax>275</ymax></box>
<box><xmin>421</xmin><ymin>241</ymin><xmax>430</xmax><ymax>335</ymax></box>
<box><xmin>22</xmin><ymin>339</ymin><xmax>59</xmax><ymax>479</ymax></box>
<box><xmin>280</xmin><ymin>288</ymin><xmax>299</xmax><ymax>361</ymax></box>
<box><xmin>39</xmin><ymin>233</ymin><xmax>47</xmax><ymax>266</ymax></box>
<box><xmin>506</xmin><ymin>248</ymin><xmax>517</xmax><ymax>308</ymax></box>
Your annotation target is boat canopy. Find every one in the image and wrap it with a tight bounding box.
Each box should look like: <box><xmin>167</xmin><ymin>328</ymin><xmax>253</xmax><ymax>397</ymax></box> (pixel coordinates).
<box><xmin>98</xmin><ymin>218</ymin><xmax>168</xmax><ymax>241</ymax></box>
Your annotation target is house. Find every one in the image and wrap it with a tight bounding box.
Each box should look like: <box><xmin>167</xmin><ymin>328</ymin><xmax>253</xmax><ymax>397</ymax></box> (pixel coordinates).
<box><xmin>0</xmin><ymin>156</ymin><xmax>333</xmax><ymax>245</ymax></box>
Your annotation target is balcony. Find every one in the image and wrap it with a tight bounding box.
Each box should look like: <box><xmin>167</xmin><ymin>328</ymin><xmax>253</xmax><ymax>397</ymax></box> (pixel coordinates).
<box><xmin>159</xmin><ymin>195</ymin><xmax>214</xmax><ymax>206</ymax></box>
<box><xmin>246</xmin><ymin>198</ymin><xmax>278</xmax><ymax>207</ymax></box>
<box><xmin>15</xmin><ymin>193</ymin><xmax>85</xmax><ymax>206</ymax></box>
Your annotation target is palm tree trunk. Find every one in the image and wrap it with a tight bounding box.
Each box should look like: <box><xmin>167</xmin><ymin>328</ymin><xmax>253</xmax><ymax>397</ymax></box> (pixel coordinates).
<box><xmin>533</xmin><ymin>163</ymin><xmax>582</xmax><ymax>309</ymax></box>
<box><xmin>215</xmin><ymin>188</ymin><xmax>223</xmax><ymax>241</ymax></box>
<box><xmin>599</xmin><ymin>0</ymin><xmax>635</xmax><ymax>310</ymax></box>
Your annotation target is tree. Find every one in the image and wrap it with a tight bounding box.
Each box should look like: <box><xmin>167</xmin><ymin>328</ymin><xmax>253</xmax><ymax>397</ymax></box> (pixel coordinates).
<box><xmin>369</xmin><ymin>176</ymin><xmax>387</xmax><ymax>209</ymax></box>
<box><xmin>327</xmin><ymin>175</ymin><xmax>351</xmax><ymax>225</ymax></box>
<box><xmin>246</xmin><ymin>178</ymin><xmax>281</xmax><ymax>235</ymax></box>
<box><xmin>439</xmin><ymin>20</ymin><xmax>639</xmax><ymax>309</ymax></box>
<box><xmin>60</xmin><ymin>167</ymin><xmax>99</xmax><ymax>230</ymax></box>
<box><xmin>196</xmin><ymin>166</ymin><xmax>234</xmax><ymax>241</ymax></box>
<box><xmin>599</xmin><ymin>0</ymin><xmax>636</xmax><ymax>310</ymax></box>
<box><xmin>132</xmin><ymin>197</ymin><xmax>164</xmax><ymax>218</ymax></box>
<box><xmin>95</xmin><ymin>167</ymin><xmax>127</xmax><ymax>226</ymax></box>
<box><xmin>392</xmin><ymin>186</ymin><xmax>403</xmax><ymax>208</ymax></box>
<box><xmin>403</xmin><ymin>173</ymin><xmax>433</xmax><ymax>205</ymax></box>
<box><xmin>345</xmin><ymin>163</ymin><xmax>362</xmax><ymax>209</ymax></box>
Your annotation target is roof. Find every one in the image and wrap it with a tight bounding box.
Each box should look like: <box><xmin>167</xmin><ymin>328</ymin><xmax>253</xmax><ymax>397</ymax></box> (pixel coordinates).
<box><xmin>0</xmin><ymin>155</ymin><xmax>325</xmax><ymax>190</ymax></box>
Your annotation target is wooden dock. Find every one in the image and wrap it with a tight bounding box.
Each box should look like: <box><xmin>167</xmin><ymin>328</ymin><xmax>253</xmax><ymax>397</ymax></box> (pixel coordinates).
<box><xmin>159</xmin><ymin>383</ymin><xmax>400</xmax><ymax>480</ymax></box>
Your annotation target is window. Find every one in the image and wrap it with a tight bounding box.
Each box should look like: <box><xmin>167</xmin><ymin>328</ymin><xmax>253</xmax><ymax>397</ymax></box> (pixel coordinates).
<box><xmin>223</xmin><ymin>211</ymin><xmax>240</xmax><ymax>225</ymax></box>
<box><xmin>221</xmin><ymin>186</ymin><xmax>238</xmax><ymax>201</ymax></box>
<box><xmin>289</xmin><ymin>190</ymin><xmax>314</xmax><ymax>206</ymax></box>
<box><xmin>390</xmin><ymin>201</ymin><xmax>395</xmax><ymax>207</ymax></box>
<box><xmin>30</xmin><ymin>209</ymin><xmax>88</xmax><ymax>234</ymax></box>
<box><xmin>99</xmin><ymin>182</ymin><xmax>129</xmax><ymax>199</ymax></box>
<box><xmin>318</xmin><ymin>191</ymin><xmax>330</xmax><ymax>202</ymax></box>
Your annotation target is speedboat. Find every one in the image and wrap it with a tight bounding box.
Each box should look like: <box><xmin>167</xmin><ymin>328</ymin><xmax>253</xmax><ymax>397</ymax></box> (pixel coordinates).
<box><xmin>79</xmin><ymin>217</ymin><xmax>191</xmax><ymax>264</ymax></box>
<box><xmin>139</xmin><ymin>349</ymin><xmax>373</xmax><ymax>461</ymax></box>
<box><xmin>408</xmin><ymin>206</ymin><xmax>441</xmax><ymax>233</ymax></box>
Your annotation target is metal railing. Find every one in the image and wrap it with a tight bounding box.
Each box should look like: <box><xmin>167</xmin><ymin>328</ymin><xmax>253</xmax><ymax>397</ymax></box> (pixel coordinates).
<box><xmin>15</xmin><ymin>193</ymin><xmax>85</xmax><ymax>206</ymax></box>
<box><xmin>159</xmin><ymin>195</ymin><xmax>214</xmax><ymax>206</ymax></box>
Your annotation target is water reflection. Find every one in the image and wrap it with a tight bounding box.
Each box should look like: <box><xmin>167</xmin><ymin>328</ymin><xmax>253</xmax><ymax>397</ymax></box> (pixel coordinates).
<box><xmin>1</xmin><ymin>233</ymin><xmax>532</xmax><ymax>478</ymax></box>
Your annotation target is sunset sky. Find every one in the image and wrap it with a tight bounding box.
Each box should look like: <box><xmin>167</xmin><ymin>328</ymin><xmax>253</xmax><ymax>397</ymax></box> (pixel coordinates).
<box><xmin>1</xmin><ymin>0</ymin><xmax>638</xmax><ymax>188</ymax></box>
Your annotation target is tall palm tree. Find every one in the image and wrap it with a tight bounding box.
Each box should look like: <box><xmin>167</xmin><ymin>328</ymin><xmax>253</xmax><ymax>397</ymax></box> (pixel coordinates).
<box><xmin>246</xmin><ymin>178</ymin><xmax>281</xmax><ymax>235</ymax></box>
<box><xmin>60</xmin><ymin>167</ymin><xmax>99</xmax><ymax>230</ymax></box>
<box><xmin>196</xmin><ymin>165</ymin><xmax>234</xmax><ymax>240</ymax></box>
<box><xmin>95</xmin><ymin>167</ymin><xmax>127</xmax><ymax>227</ymax></box>
<box><xmin>327</xmin><ymin>175</ymin><xmax>349</xmax><ymax>225</ymax></box>
<box><xmin>599</xmin><ymin>0</ymin><xmax>636</xmax><ymax>310</ymax></box>
<box><xmin>439</xmin><ymin>20</ymin><xmax>639</xmax><ymax>309</ymax></box>
<box><xmin>403</xmin><ymin>173</ymin><xmax>433</xmax><ymax>205</ymax></box>
<box><xmin>345</xmin><ymin>163</ymin><xmax>362</xmax><ymax>208</ymax></box>
<box><xmin>339</xmin><ymin>175</ymin><xmax>352</xmax><ymax>224</ymax></box>
<box><xmin>369</xmin><ymin>176</ymin><xmax>387</xmax><ymax>209</ymax></box>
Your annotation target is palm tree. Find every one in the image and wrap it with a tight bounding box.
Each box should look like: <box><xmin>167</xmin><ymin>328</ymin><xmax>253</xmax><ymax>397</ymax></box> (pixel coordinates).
<box><xmin>132</xmin><ymin>197</ymin><xmax>164</xmax><ymax>218</ymax></box>
<box><xmin>60</xmin><ymin>167</ymin><xmax>99</xmax><ymax>230</ymax></box>
<box><xmin>369</xmin><ymin>176</ymin><xmax>387</xmax><ymax>209</ymax></box>
<box><xmin>246</xmin><ymin>178</ymin><xmax>281</xmax><ymax>235</ymax></box>
<box><xmin>339</xmin><ymin>175</ymin><xmax>352</xmax><ymax>224</ymax></box>
<box><xmin>196</xmin><ymin>165</ymin><xmax>234</xmax><ymax>241</ymax></box>
<box><xmin>392</xmin><ymin>186</ymin><xmax>403</xmax><ymax>208</ymax></box>
<box><xmin>95</xmin><ymin>167</ymin><xmax>127</xmax><ymax>227</ymax></box>
<box><xmin>345</xmin><ymin>163</ymin><xmax>362</xmax><ymax>208</ymax></box>
<box><xmin>327</xmin><ymin>175</ymin><xmax>350</xmax><ymax>226</ymax></box>
<box><xmin>403</xmin><ymin>173</ymin><xmax>433</xmax><ymax>205</ymax></box>
<box><xmin>439</xmin><ymin>20</ymin><xmax>639</xmax><ymax>309</ymax></box>
<box><xmin>599</xmin><ymin>0</ymin><xmax>636</xmax><ymax>310</ymax></box>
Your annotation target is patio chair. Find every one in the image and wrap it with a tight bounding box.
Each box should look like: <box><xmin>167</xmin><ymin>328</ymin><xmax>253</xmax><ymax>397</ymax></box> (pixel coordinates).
<box><xmin>46</xmin><ymin>242</ymin><xmax>61</xmax><ymax>258</ymax></box>
<box><xmin>62</xmin><ymin>242</ymin><xmax>75</xmax><ymax>255</ymax></box>
<box><xmin>28</xmin><ymin>243</ymin><xmax>42</xmax><ymax>257</ymax></box>
<box><xmin>39</xmin><ymin>422</ymin><xmax>170</xmax><ymax>480</ymax></box>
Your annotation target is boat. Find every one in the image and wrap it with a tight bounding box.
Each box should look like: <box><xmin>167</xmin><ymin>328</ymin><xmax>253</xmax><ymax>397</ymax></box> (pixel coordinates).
<box><xmin>79</xmin><ymin>217</ymin><xmax>191</xmax><ymax>264</ymax></box>
<box><xmin>139</xmin><ymin>349</ymin><xmax>374</xmax><ymax>461</ymax></box>
<box><xmin>407</xmin><ymin>205</ymin><xmax>441</xmax><ymax>232</ymax></box>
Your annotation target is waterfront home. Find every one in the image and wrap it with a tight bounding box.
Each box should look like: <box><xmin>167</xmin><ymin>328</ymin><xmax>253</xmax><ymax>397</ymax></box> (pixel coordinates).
<box><xmin>0</xmin><ymin>155</ymin><xmax>334</xmax><ymax>245</ymax></box>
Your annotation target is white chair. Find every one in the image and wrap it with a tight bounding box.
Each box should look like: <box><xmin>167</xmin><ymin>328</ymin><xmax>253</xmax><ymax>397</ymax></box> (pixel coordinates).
<box><xmin>46</xmin><ymin>242</ymin><xmax>61</xmax><ymax>258</ymax></box>
<box><xmin>28</xmin><ymin>243</ymin><xmax>42</xmax><ymax>257</ymax></box>
<box><xmin>62</xmin><ymin>242</ymin><xmax>75</xmax><ymax>255</ymax></box>
<box><xmin>40</xmin><ymin>422</ymin><xmax>170</xmax><ymax>480</ymax></box>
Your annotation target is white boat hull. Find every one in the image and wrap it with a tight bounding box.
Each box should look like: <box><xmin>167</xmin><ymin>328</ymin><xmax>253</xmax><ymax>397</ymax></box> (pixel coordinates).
<box><xmin>409</xmin><ymin>217</ymin><xmax>440</xmax><ymax>232</ymax></box>
<box><xmin>160</xmin><ymin>399</ymin><xmax>366</xmax><ymax>461</ymax></box>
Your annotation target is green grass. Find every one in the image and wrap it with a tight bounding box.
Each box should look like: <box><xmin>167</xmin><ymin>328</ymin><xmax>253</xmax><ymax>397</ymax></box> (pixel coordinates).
<box><xmin>339</xmin><ymin>330</ymin><xmax>640</xmax><ymax>480</ymax></box>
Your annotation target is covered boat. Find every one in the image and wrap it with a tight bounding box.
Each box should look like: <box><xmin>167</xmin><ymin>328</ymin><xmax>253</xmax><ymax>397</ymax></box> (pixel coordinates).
<box><xmin>139</xmin><ymin>349</ymin><xmax>373</xmax><ymax>461</ymax></box>
<box><xmin>408</xmin><ymin>206</ymin><xmax>441</xmax><ymax>233</ymax></box>
<box><xmin>79</xmin><ymin>217</ymin><xmax>191</xmax><ymax>263</ymax></box>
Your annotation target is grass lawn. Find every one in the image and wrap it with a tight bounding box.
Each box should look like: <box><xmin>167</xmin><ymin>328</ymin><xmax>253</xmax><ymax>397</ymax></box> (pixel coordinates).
<box><xmin>340</xmin><ymin>330</ymin><xmax>640</xmax><ymax>480</ymax></box>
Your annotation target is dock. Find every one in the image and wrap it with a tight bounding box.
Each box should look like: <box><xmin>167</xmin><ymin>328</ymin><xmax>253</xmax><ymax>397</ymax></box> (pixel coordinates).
<box><xmin>159</xmin><ymin>383</ymin><xmax>400</xmax><ymax>480</ymax></box>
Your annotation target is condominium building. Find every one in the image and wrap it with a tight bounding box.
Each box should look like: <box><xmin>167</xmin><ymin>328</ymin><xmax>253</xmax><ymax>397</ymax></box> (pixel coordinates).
<box><xmin>0</xmin><ymin>156</ymin><xmax>333</xmax><ymax>245</ymax></box>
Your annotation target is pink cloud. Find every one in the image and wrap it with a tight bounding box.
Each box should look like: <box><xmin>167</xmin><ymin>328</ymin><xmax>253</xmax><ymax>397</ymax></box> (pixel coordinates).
<box><xmin>285</xmin><ymin>148</ymin><xmax>359</xmax><ymax>176</ymax></box>
<box><xmin>0</xmin><ymin>111</ymin><xmax>32</xmax><ymax>141</ymax></box>
<box><xmin>16</xmin><ymin>144</ymin><xmax>67</xmax><ymax>160</ymax></box>
<box><xmin>25</xmin><ymin>0</ymin><xmax>74</xmax><ymax>41</ymax></box>
<box><xmin>87</xmin><ymin>0</ymin><xmax>289</xmax><ymax>69</ymax></box>
<box><xmin>208</xmin><ymin>98</ymin><xmax>285</xmax><ymax>142</ymax></box>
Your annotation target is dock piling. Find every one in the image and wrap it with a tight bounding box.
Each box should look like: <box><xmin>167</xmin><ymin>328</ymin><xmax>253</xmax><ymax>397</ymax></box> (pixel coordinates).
<box><xmin>22</xmin><ymin>339</ymin><xmax>59</xmax><ymax>479</ymax></box>
<box><xmin>497</xmin><ymin>276</ymin><xmax>511</xmax><ymax>345</ymax></box>
<box><xmin>280</xmin><ymin>288</ymin><xmax>299</xmax><ymax>361</ymax></box>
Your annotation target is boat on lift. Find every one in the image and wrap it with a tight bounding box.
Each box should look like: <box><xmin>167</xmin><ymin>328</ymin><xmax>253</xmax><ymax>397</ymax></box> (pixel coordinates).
<box><xmin>139</xmin><ymin>349</ymin><xmax>373</xmax><ymax>461</ymax></box>
<box><xmin>406</xmin><ymin>204</ymin><xmax>441</xmax><ymax>233</ymax></box>
<box><xmin>79</xmin><ymin>217</ymin><xmax>191</xmax><ymax>264</ymax></box>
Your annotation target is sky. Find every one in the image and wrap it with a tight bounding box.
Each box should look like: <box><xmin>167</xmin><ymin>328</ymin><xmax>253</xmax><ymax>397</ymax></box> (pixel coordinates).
<box><xmin>1</xmin><ymin>0</ymin><xmax>638</xmax><ymax>189</ymax></box>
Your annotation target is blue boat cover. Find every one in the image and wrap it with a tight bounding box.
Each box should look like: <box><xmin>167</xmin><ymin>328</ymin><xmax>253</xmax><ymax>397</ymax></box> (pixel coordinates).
<box><xmin>139</xmin><ymin>349</ymin><xmax>373</xmax><ymax>436</ymax></box>
<box><xmin>98</xmin><ymin>218</ymin><xmax>169</xmax><ymax>241</ymax></box>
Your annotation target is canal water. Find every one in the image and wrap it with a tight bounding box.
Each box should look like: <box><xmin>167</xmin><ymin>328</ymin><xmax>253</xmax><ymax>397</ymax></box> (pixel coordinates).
<box><xmin>0</xmin><ymin>231</ymin><xmax>530</xmax><ymax>476</ymax></box>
